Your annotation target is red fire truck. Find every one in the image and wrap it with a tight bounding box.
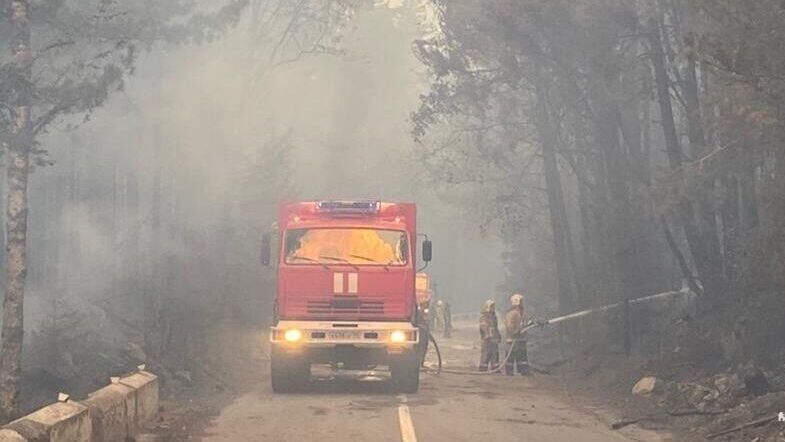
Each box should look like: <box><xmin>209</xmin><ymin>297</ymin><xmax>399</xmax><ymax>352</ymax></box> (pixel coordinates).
<box><xmin>261</xmin><ymin>201</ymin><xmax>432</xmax><ymax>393</ymax></box>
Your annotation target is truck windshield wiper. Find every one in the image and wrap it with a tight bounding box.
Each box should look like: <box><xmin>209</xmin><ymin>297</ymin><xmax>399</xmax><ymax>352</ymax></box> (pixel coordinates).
<box><xmin>290</xmin><ymin>255</ymin><xmax>330</xmax><ymax>270</ymax></box>
<box><xmin>350</xmin><ymin>255</ymin><xmax>390</xmax><ymax>271</ymax></box>
<box><xmin>318</xmin><ymin>256</ymin><xmax>359</xmax><ymax>271</ymax></box>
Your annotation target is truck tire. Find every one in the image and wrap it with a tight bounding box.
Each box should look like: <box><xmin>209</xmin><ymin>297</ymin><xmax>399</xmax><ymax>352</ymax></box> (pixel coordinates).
<box><xmin>390</xmin><ymin>351</ymin><xmax>420</xmax><ymax>393</ymax></box>
<box><xmin>271</xmin><ymin>347</ymin><xmax>310</xmax><ymax>393</ymax></box>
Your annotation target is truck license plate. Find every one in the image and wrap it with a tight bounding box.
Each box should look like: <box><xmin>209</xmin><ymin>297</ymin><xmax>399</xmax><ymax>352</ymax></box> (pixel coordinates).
<box><xmin>327</xmin><ymin>330</ymin><xmax>360</xmax><ymax>340</ymax></box>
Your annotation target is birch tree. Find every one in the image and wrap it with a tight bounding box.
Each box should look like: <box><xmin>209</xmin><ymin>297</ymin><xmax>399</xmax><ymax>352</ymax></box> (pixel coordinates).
<box><xmin>0</xmin><ymin>0</ymin><xmax>246</xmax><ymax>421</ymax></box>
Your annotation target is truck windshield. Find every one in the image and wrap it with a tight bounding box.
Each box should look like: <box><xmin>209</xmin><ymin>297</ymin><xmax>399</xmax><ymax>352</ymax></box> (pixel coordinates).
<box><xmin>284</xmin><ymin>228</ymin><xmax>409</xmax><ymax>266</ymax></box>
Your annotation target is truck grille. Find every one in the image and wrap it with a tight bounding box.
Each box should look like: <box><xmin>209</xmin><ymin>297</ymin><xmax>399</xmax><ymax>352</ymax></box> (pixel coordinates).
<box><xmin>307</xmin><ymin>299</ymin><xmax>385</xmax><ymax>315</ymax></box>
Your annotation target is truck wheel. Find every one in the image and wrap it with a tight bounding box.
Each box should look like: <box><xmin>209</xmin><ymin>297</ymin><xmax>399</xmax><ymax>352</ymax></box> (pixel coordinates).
<box><xmin>390</xmin><ymin>351</ymin><xmax>420</xmax><ymax>394</ymax></box>
<box><xmin>271</xmin><ymin>347</ymin><xmax>310</xmax><ymax>393</ymax></box>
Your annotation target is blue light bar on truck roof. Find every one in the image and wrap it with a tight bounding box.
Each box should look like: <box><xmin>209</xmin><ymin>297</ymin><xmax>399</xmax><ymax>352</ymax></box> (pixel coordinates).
<box><xmin>316</xmin><ymin>200</ymin><xmax>381</xmax><ymax>214</ymax></box>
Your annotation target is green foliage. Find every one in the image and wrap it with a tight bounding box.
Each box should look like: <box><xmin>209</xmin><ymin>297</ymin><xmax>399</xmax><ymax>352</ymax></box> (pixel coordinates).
<box><xmin>414</xmin><ymin>0</ymin><xmax>785</xmax><ymax>311</ymax></box>
<box><xmin>0</xmin><ymin>0</ymin><xmax>249</xmax><ymax>158</ymax></box>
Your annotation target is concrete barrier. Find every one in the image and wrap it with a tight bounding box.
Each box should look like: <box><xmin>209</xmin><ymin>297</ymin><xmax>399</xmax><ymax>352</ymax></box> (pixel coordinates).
<box><xmin>118</xmin><ymin>371</ymin><xmax>158</xmax><ymax>434</ymax></box>
<box><xmin>4</xmin><ymin>401</ymin><xmax>91</xmax><ymax>442</ymax></box>
<box><xmin>0</xmin><ymin>369</ymin><xmax>159</xmax><ymax>442</ymax></box>
<box><xmin>82</xmin><ymin>383</ymin><xmax>135</xmax><ymax>442</ymax></box>
<box><xmin>0</xmin><ymin>429</ymin><xmax>26</xmax><ymax>442</ymax></box>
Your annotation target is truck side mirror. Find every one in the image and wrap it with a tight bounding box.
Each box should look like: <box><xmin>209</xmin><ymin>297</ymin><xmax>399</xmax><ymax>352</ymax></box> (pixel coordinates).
<box><xmin>260</xmin><ymin>233</ymin><xmax>272</xmax><ymax>266</ymax></box>
<box><xmin>422</xmin><ymin>239</ymin><xmax>432</xmax><ymax>262</ymax></box>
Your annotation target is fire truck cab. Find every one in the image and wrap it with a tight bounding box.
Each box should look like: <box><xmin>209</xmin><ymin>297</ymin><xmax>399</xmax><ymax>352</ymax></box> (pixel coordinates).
<box><xmin>262</xmin><ymin>201</ymin><xmax>432</xmax><ymax>393</ymax></box>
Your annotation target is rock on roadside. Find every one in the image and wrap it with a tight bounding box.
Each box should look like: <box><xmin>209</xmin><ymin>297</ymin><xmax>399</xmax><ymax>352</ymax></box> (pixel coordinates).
<box><xmin>632</xmin><ymin>376</ymin><xmax>661</xmax><ymax>396</ymax></box>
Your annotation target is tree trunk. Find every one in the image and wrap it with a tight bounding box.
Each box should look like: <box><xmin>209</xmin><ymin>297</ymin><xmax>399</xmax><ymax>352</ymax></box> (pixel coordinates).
<box><xmin>560</xmin><ymin>79</ymin><xmax>607</xmax><ymax>309</ymax></box>
<box><xmin>0</xmin><ymin>0</ymin><xmax>32</xmax><ymax>423</ymax></box>
<box><xmin>661</xmin><ymin>215</ymin><xmax>702</xmax><ymax>295</ymax></box>
<box><xmin>646</xmin><ymin>18</ymin><xmax>682</xmax><ymax>170</ymax></box>
<box><xmin>111</xmin><ymin>162</ymin><xmax>119</xmax><ymax>299</ymax></box>
<box><xmin>575</xmin><ymin>157</ymin><xmax>600</xmax><ymax>305</ymax></box>
<box><xmin>646</xmin><ymin>17</ymin><xmax>716</xmax><ymax>294</ymax></box>
<box><xmin>619</xmin><ymin>98</ymin><xmax>661</xmax><ymax>292</ymax></box>
<box><xmin>535</xmin><ymin>83</ymin><xmax>576</xmax><ymax>314</ymax></box>
<box><xmin>66</xmin><ymin>134</ymin><xmax>81</xmax><ymax>293</ymax></box>
<box><xmin>721</xmin><ymin>173</ymin><xmax>744</xmax><ymax>282</ymax></box>
<box><xmin>683</xmin><ymin>55</ymin><xmax>726</xmax><ymax>295</ymax></box>
<box><xmin>143</xmin><ymin>157</ymin><xmax>163</xmax><ymax>363</ymax></box>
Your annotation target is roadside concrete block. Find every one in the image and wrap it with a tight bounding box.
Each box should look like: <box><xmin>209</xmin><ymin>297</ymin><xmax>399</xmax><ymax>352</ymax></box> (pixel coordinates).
<box><xmin>119</xmin><ymin>371</ymin><xmax>158</xmax><ymax>432</ymax></box>
<box><xmin>0</xmin><ymin>429</ymin><xmax>27</xmax><ymax>442</ymax></box>
<box><xmin>632</xmin><ymin>376</ymin><xmax>661</xmax><ymax>396</ymax></box>
<box><xmin>6</xmin><ymin>401</ymin><xmax>91</xmax><ymax>442</ymax></box>
<box><xmin>82</xmin><ymin>383</ymin><xmax>135</xmax><ymax>442</ymax></box>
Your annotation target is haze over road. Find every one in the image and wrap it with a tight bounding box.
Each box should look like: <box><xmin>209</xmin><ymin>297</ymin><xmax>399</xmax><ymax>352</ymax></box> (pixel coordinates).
<box><xmin>198</xmin><ymin>323</ymin><xmax>670</xmax><ymax>442</ymax></box>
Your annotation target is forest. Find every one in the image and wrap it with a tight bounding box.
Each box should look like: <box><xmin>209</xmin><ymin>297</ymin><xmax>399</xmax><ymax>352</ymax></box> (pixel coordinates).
<box><xmin>1</xmin><ymin>1</ymin><xmax>784</xmax><ymax>439</ymax></box>
<box><xmin>413</xmin><ymin>0</ymin><xmax>785</xmax><ymax>360</ymax></box>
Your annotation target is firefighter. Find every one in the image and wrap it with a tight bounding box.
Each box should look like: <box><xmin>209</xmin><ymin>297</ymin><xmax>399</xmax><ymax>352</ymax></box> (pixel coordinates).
<box><xmin>504</xmin><ymin>293</ymin><xmax>530</xmax><ymax>375</ymax></box>
<box><xmin>434</xmin><ymin>300</ymin><xmax>446</xmax><ymax>332</ymax></box>
<box><xmin>443</xmin><ymin>300</ymin><xmax>452</xmax><ymax>338</ymax></box>
<box><xmin>478</xmin><ymin>300</ymin><xmax>501</xmax><ymax>372</ymax></box>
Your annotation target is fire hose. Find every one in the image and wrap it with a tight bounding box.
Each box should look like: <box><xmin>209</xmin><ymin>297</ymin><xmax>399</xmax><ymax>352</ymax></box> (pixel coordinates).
<box><xmin>426</xmin><ymin>329</ymin><xmax>442</xmax><ymax>374</ymax></box>
<box><xmin>424</xmin><ymin>323</ymin><xmax>540</xmax><ymax>376</ymax></box>
<box><xmin>422</xmin><ymin>286</ymin><xmax>693</xmax><ymax>376</ymax></box>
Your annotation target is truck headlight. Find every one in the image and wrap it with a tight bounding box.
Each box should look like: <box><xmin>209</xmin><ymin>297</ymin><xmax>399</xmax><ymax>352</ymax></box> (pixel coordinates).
<box><xmin>390</xmin><ymin>330</ymin><xmax>407</xmax><ymax>343</ymax></box>
<box><xmin>284</xmin><ymin>329</ymin><xmax>303</xmax><ymax>343</ymax></box>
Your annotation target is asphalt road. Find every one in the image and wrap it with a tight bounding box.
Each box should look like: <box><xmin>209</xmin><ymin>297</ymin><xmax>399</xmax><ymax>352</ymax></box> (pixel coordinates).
<box><xmin>197</xmin><ymin>324</ymin><xmax>671</xmax><ymax>442</ymax></box>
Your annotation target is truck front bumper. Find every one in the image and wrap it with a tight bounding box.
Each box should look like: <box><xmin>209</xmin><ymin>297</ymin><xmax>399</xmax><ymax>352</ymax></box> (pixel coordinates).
<box><xmin>270</xmin><ymin>320</ymin><xmax>419</xmax><ymax>350</ymax></box>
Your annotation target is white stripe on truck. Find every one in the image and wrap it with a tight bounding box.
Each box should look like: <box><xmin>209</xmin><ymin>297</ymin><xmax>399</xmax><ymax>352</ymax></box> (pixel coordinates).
<box><xmin>333</xmin><ymin>272</ymin><xmax>344</xmax><ymax>293</ymax></box>
<box><xmin>348</xmin><ymin>273</ymin><xmax>358</xmax><ymax>293</ymax></box>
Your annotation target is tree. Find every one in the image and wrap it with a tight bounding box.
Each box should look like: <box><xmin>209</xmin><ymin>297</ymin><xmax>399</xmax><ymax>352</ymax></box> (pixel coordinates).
<box><xmin>1</xmin><ymin>0</ymin><xmax>33</xmax><ymax>423</ymax></box>
<box><xmin>412</xmin><ymin>0</ymin><xmax>785</xmax><ymax>361</ymax></box>
<box><xmin>0</xmin><ymin>0</ymin><xmax>246</xmax><ymax>421</ymax></box>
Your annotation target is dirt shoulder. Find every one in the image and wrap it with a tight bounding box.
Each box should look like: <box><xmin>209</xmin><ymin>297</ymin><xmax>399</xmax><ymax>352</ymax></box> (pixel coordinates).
<box><xmin>528</xmin><ymin>332</ymin><xmax>785</xmax><ymax>442</ymax></box>
<box><xmin>148</xmin><ymin>323</ymin><xmax>269</xmax><ymax>441</ymax></box>
<box><xmin>434</xmin><ymin>322</ymin><xmax>674</xmax><ymax>440</ymax></box>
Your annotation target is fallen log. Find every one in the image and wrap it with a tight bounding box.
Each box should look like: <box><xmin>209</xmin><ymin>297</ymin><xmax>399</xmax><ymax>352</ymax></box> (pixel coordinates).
<box><xmin>612</xmin><ymin>408</ymin><xmax>730</xmax><ymax>431</ymax></box>
<box><xmin>706</xmin><ymin>415</ymin><xmax>776</xmax><ymax>439</ymax></box>
<box><xmin>667</xmin><ymin>409</ymin><xmax>727</xmax><ymax>417</ymax></box>
<box><xmin>611</xmin><ymin>418</ymin><xmax>642</xmax><ymax>430</ymax></box>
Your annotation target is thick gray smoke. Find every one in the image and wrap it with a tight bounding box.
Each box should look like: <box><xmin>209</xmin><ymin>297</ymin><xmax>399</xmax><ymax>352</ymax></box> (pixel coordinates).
<box><xmin>7</xmin><ymin>0</ymin><xmax>503</xmax><ymax>410</ymax></box>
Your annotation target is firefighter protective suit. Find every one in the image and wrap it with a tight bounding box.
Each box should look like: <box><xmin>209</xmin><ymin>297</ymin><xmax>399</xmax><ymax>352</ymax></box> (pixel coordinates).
<box><xmin>478</xmin><ymin>300</ymin><xmax>501</xmax><ymax>371</ymax></box>
<box><xmin>504</xmin><ymin>294</ymin><xmax>530</xmax><ymax>375</ymax></box>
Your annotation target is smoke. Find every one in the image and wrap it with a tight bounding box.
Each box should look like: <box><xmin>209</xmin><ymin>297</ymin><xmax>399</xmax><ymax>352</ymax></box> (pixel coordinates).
<box><xmin>12</xmin><ymin>2</ymin><xmax>505</xmax><ymax>402</ymax></box>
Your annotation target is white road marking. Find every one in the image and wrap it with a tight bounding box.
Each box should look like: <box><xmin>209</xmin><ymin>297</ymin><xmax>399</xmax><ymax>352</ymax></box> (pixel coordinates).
<box><xmin>348</xmin><ymin>272</ymin><xmax>358</xmax><ymax>293</ymax></box>
<box><xmin>333</xmin><ymin>272</ymin><xmax>344</xmax><ymax>293</ymax></box>
<box><xmin>397</xmin><ymin>395</ymin><xmax>418</xmax><ymax>442</ymax></box>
